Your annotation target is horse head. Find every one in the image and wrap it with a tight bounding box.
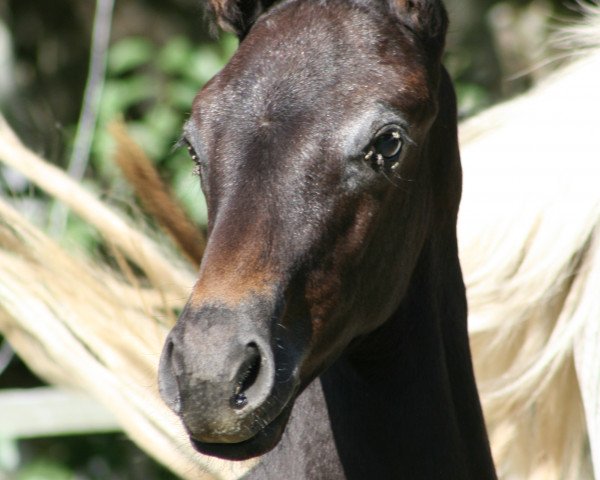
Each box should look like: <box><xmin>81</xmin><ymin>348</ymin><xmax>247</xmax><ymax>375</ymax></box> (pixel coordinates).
<box><xmin>158</xmin><ymin>0</ymin><xmax>461</xmax><ymax>461</ymax></box>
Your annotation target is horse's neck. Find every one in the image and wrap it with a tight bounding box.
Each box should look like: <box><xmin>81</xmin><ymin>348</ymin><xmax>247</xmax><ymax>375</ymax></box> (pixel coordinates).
<box><xmin>318</xmin><ymin>301</ymin><xmax>496</xmax><ymax>479</ymax></box>
<box><xmin>245</xmin><ymin>245</ymin><xmax>496</xmax><ymax>479</ymax></box>
<box><xmin>247</xmin><ymin>323</ymin><xmax>494</xmax><ymax>480</ymax></box>
<box><xmin>242</xmin><ymin>375</ymin><xmax>344</xmax><ymax>479</ymax></box>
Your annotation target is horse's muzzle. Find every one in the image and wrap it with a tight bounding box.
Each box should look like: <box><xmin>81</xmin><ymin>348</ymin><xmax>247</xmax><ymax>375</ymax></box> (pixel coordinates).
<box><xmin>157</xmin><ymin>300</ymin><xmax>299</xmax><ymax>459</ymax></box>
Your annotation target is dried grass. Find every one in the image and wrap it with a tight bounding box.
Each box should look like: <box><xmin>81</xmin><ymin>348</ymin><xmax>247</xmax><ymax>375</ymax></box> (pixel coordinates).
<box><xmin>0</xmin><ymin>115</ymin><xmax>255</xmax><ymax>480</ymax></box>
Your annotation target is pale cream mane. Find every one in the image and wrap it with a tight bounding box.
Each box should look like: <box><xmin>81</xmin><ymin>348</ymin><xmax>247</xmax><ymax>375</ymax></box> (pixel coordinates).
<box><xmin>0</xmin><ymin>5</ymin><xmax>599</xmax><ymax>478</ymax></box>
<box><xmin>459</xmin><ymin>4</ymin><xmax>600</xmax><ymax>477</ymax></box>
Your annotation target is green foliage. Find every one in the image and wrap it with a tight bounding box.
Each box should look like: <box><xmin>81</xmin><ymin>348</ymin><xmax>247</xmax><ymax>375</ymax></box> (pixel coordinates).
<box><xmin>15</xmin><ymin>460</ymin><xmax>72</xmax><ymax>480</ymax></box>
<box><xmin>107</xmin><ymin>37</ymin><xmax>155</xmax><ymax>75</ymax></box>
<box><xmin>91</xmin><ymin>33</ymin><xmax>237</xmax><ymax>227</ymax></box>
<box><xmin>445</xmin><ymin>51</ymin><xmax>495</xmax><ymax>118</ymax></box>
<box><xmin>454</xmin><ymin>82</ymin><xmax>491</xmax><ymax>118</ymax></box>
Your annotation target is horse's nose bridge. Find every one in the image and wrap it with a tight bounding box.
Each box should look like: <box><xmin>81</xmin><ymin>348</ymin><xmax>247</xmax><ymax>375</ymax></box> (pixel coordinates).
<box><xmin>191</xmin><ymin>191</ymin><xmax>303</xmax><ymax>303</ymax></box>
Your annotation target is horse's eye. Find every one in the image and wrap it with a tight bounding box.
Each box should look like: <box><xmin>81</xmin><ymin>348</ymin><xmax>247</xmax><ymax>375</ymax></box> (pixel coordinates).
<box><xmin>180</xmin><ymin>136</ymin><xmax>203</xmax><ymax>171</ymax></box>
<box><xmin>183</xmin><ymin>139</ymin><xmax>199</xmax><ymax>163</ymax></box>
<box><xmin>373</xmin><ymin>130</ymin><xmax>402</xmax><ymax>159</ymax></box>
<box><xmin>364</xmin><ymin>127</ymin><xmax>404</xmax><ymax>170</ymax></box>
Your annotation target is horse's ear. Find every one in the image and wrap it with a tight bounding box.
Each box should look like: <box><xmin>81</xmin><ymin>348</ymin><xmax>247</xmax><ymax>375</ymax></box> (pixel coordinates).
<box><xmin>205</xmin><ymin>0</ymin><xmax>277</xmax><ymax>38</ymax></box>
<box><xmin>387</xmin><ymin>0</ymin><xmax>448</xmax><ymax>56</ymax></box>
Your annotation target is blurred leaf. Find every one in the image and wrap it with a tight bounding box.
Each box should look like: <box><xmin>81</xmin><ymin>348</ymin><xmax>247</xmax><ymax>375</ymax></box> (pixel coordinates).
<box><xmin>156</xmin><ymin>37</ymin><xmax>193</xmax><ymax>75</ymax></box>
<box><xmin>167</xmin><ymin>81</ymin><xmax>198</xmax><ymax>111</ymax></box>
<box><xmin>444</xmin><ymin>51</ymin><xmax>473</xmax><ymax>80</ymax></box>
<box><xmin>16</xmin><ymin>459</ymin><xmax>72</xmax><ymax>480</ymax></box>
<box><xmin>187</xmin><ymin>47</ymin><xmax>224</xmax><ymax>84</ymax></box>
<box><xmin>107</xmin><ymin>37</ymin><xmax>154</xmax><ymax>75</ymax></box>
<box><xmin>219</xmin><ymin>33</ymin><xmax>238</xmax><ymax>60</ymax></box>
<box><xmin>146</xmin><ymin>105</ymin><xmax>181</xmax><ymax>139</ymax></box>
<box><xmin>99</xmin><ymin>75</ymin><xmax>157</xmax><ymax>123</ymax></box>
<box><xmin>455</xmin><ymin>83</ymin><xmax>490</xmax><ymax>117</ymax></box>
<box><xmin>126</xmin><ymin>121</ymin><xmax>171</xmax><ymax>160</ymax></box>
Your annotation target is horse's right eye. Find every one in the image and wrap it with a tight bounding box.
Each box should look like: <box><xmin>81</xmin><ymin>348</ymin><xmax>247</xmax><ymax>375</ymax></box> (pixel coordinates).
<box><xmin>183</xmin><ymin>139</ymin><xmax>199</xmax><ymax>163</ymax></box>
<box><xmin>181</xmin><ymin>137</ymin><xmax>204</xmax><ymax>176</ymax></box>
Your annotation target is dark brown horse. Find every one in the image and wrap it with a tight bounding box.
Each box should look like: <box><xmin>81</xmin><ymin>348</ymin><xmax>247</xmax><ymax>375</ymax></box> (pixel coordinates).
<box><xmin>158</xmin><ymin>0</ymin><xmax>497</xmax><ymax>477</ymax></box>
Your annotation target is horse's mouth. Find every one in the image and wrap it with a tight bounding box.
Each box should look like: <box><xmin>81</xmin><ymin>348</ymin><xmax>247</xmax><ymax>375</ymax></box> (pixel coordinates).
<box><xmin>189</xmin><ymin>402</ymin><xmax>294</xmax><ymax>461</ymax></box>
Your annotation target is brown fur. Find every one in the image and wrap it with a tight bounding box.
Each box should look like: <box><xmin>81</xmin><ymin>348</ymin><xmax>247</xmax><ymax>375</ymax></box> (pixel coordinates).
<box><xmin>109</xmin><ymin>122</ymin><xmax>205</xmax><ymax>267</ymax></box>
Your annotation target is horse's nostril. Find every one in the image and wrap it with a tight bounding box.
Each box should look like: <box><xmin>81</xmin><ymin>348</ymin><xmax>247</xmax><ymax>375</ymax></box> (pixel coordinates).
<box><xmin>230</xmin><ymin>343</ymin><xmax>261</xmax><ymax>410</ymax></box>
<box><xmin>158</xmin><ymin>338</ymin><xmax>182</xmax><ymax>413</ymax></box>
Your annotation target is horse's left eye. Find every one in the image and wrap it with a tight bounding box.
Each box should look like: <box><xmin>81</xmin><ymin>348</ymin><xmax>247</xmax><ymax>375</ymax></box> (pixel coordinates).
<box><xmin>364</xmin><ymin>127</ymin><xmax>404</xmax><ymax>170</ymax></box>
<box><xmin>374</xmin><ymin>130</ymin><xmax>402</xmax><ymax>159</ymax></box>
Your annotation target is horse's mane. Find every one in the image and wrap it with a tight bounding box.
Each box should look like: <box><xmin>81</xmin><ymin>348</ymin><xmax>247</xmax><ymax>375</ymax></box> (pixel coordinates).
<box><xmin>459</xmin><ymin>4</ymin><xmax>600</xmax><ymax>477</ymax></box>
<box><xmin>0</xmin><ymin>4</ymin><xmax>599</xmax><ymax>479</ymax></box>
